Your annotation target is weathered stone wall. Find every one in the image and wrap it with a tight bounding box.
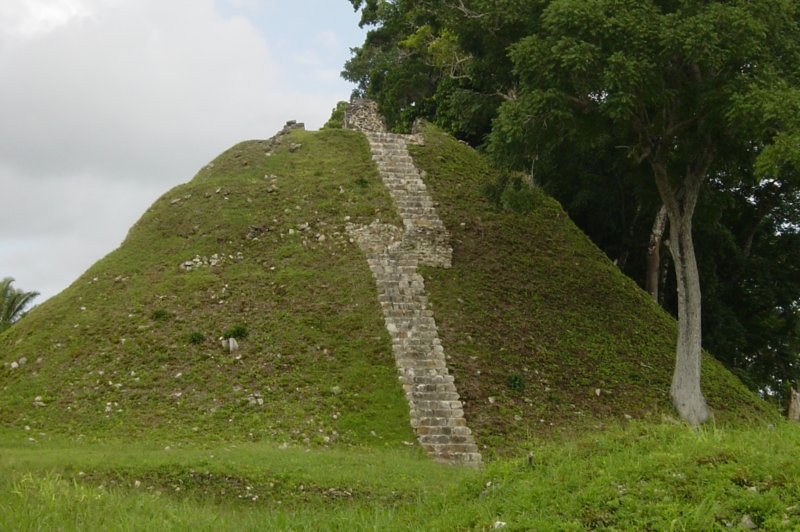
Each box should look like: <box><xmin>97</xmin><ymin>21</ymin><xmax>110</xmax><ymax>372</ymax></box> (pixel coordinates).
<box><xmin>343</xmin><ymin>99</ymin><xmax>387</xmax><ymax>133</ymax></box>
<box><xmin>345</xmin><ymin>101</ymin><xmax>481</xmax><ymax>466</ymax></box>
<box><xmin>264</xmin><ymin>120</ymin><xmax>305</xmax><ymax>156</ymax></box>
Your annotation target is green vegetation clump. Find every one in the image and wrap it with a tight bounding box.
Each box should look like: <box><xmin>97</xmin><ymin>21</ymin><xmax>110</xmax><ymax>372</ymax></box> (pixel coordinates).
<box><xmin>485</xmin><ymin>172</ymin><xmax>541</xmax><ymax>214</ymax></box>
<box><xmin>0</xmin><ymin>277</ymin><xmax>38</xmax><ymax>333</ymax></box>
<box><xmin>222</xmin><ymin>324</ymin><xmax>248</xmax><ymax>340</ymax></box>
<box><xmin>321</xmin><ymin>101</ymin><xmax>347</xmax><ymax>129</ymax></box>
<box><xmin>506</xmin><ymin>373</ymin><xmax>525</xmax><ymax>393</ymax></box>
<box><xmin>150</xmin><ymin>309</ymin><xmax>171</xmax><ymax>321</ymax></box>
<box><xmin>187</xmin><ymin>331</ymin><xmax>205</xmax><ymax>345</ymax></box>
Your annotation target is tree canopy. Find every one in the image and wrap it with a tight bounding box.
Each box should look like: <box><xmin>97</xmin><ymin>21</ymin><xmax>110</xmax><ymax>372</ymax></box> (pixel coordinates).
<box><xmin>345</xmin><ymin>0</ymin><xmax>800</xmax><ymax>419</ymax></box>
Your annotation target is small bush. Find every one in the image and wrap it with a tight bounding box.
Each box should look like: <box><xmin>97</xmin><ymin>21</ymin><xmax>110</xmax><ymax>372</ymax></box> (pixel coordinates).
<box><xmin>322</xmin><ymin>101</ymin><xmax>347</xmax><ymax>129</ymax></box>
<box><xmin>150</xmin><ymin>309</ymin><xmax>171</xmax><ymax>321</ymax></box>
<box><xmin>223</xmin><ymin>325</ymin><xmax>248</xmax><ymax>340</ymax></box>
<box><xmin>506</xmin><ymin>373</ymin><xmax>525</xmax><ymax>393</ymax></box>
<box><xmin>187</xmin><ymin>332</ymin><xmax>205</xmax><ymax>345</ymax></box>
<box><xmin>484</xmin><ymin>173</ymin><xmax>541</xmax><ymax>214</ymax></box>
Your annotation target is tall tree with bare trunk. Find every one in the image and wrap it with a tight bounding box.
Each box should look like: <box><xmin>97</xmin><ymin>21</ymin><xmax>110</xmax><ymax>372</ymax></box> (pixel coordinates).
<box><xmin>488</xmin><ymin>0</ymin><xmax>800</xmax><ymax>425</ymax></box>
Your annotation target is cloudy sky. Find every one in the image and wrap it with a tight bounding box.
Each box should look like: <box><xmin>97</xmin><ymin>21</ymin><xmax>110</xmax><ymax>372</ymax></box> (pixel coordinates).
<box><xmin>0</xmin><ymin>0</ymin><xmax>366</xmax><ymax>302</ymax></box>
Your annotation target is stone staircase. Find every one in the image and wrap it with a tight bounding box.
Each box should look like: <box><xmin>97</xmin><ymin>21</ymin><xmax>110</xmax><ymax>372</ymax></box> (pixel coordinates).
<box><xmin>345</xmin><ymin>102</ymin><xmax>482</xmax><ymax>466</ymax></box>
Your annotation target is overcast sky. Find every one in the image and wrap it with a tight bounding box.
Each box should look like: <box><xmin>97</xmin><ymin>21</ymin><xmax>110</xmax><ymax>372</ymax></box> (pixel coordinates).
<box><xmin>0</xmin><ymin>0</ymin><xmax>366</xmax><ymax>302</ymax></box>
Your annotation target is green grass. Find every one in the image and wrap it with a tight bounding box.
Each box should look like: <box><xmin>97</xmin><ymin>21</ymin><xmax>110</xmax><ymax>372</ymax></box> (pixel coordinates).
<box><xmin>0</xmin><ymin>120</ymin><xmax>778</xmax><ymax>458</ymax></box>
<box><xmin>0</xmin><ymin>128</ymin><xmax>409</xmax><ymax>446</ymax></box>
<box><xmin>0</xmin><ymin>121</ymin><xmax>794</xmax><ymax>528</ymax></box>
<box><xmin>408</xmin><ymin>122</ymin><xmax>778</xmax><ymax>453</ymax></box>
<box><xmin>2</xmin><ymin>422</ymin><xmax>798</xmax><ymax>530</ymax></box>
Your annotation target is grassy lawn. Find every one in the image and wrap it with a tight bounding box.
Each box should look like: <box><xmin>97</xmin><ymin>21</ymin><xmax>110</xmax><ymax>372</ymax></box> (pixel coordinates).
<box><xmin>2</xmin><ymin>421</ymin><xmax>798</xmax><ymax>530</ymax></box>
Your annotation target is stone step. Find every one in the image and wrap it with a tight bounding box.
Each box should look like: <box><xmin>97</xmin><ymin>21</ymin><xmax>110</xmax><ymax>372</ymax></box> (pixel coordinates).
<box><xmin>419</xmin><ymin>434</ymin><xmax>474</xmax><ymax>445</ymax></box>
<box><xmin>347</xmin><ymin>104</ymin><xmax>482</xmax><ymax>467</ymax></box>
<box><xmin>421</xmin><ymin>442</ymin><xmax>481</xmax><ymax>455</ymax></box>
<box><xmin>432</xmin><ymin>452</ymin><xmax>483</xmax><ymax>466</ymax></box>
<box><xmin>395</xmin><ymin>359</ymin><xmax>448</xmax><ymax>370</ymax></box>
<box><xmin>412</xmin><ymin>416</ymin><xmax>466</xmax><ymax>428</ymax></box>
<box><xmin>400</xmin><ymin>373</ymin><xmax>455</xmax><ymax>384</ymax></box>
<box><xmin>410</xmin><ymin>408</ymin><xmax>465</xmax><ymax>419</ymax></box>
<box><xmin>415</xmin><ymin>425</ymin><xmax>473</xmax><ymax>437</ymax></box>
<box><xmin>406</xmin><ymin>382</ymin><xmax>458</xmax><ymax>393</ymax></box>
<box><xmin>407</xmin><ymin>391</ymin><xmax>461</xmax><ymax>402</ymax></box>
<box><xmin>410</xmin><ymin>398</ymin><xmax>463</xmax><ymax>409</ymax></box>
<box><xmin>398</xmin><ymin>368</ymin><xmax>452</xmax><ymax>379</ymax></box>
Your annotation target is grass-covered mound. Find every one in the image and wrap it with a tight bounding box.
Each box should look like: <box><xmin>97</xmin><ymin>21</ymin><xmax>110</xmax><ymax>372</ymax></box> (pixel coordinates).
<box><xmin>0</xmin><ymin>128</ymin><xmax>411</xmax><ymax>446</ymax></box>
<box><xmin>409</xmin><ymin>123</ymin><xmax>777</xmax><ymax>452</ymax></box>
<box><xmin>0</xmin><ymin>121</ymin><xmax>776</xmax><ymax>454</ymax></box>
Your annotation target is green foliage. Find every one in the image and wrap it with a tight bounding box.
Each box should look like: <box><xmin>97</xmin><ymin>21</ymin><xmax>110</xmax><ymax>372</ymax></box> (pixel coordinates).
<box><xmin>0</xmin><ymin>277</ymin><xmax>38</xmax><ymax>332</ymax></box>
<box><xmin>321</xmin><ymin>101</ymin><xmax>347</xmax><ymax>129</ymax></box>
<box><xmin>222</xmin><ymin>324</ymin><xmax>248</xmax><ymax>340</ymax></box>
<box><xmin>505</xmin><ymin>373</ymin><xmax>524</xmax><ymax>393</ymax></box>
<box><xmin>679</xmin><ymin>180</ymin><xmax>800</xmax><ymax>405</ymax></box>
<box><xmin>344</xmin><ymin>0</ymin><xmax>541</xmax><ymax>140</ymax></box>
<box><xmin>347</xmin><ymin>0</ymin><xmax>800</xmax><ymax>400</ymax></box>
<box><xmin>408</xmin><ymin>123</ymin><xmax>775</xmax><ymax>448</ymax></box>
<box><xmin>187</xmin><ymin>331</ymin><xmax>205</xmax><ymax>345</ymax></box>
<box><xmin>485</xmin><ymin>0</ymin><xmax>800</xmax><ymax>417</ymax></box>
<box><xmin>150</xmin><ymin>309</ymin><xmax>171</xmax><ymax>322</ymax></box>
<box><xmin>485</xmin><ymin>172</ymin><xmax>542</xmax><ymax>214</ymax></box>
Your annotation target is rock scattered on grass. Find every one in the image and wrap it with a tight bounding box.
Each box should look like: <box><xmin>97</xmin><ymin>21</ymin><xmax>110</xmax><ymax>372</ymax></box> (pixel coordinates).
<box><xmin>180</xmin><ymin>252</ymin><xmax>244</xmax><ymax>271</ymax></box>
<box><xmin>740</xmin><ymin>515</ymin><xmax>756</xmax><ymax>530</ymax></box>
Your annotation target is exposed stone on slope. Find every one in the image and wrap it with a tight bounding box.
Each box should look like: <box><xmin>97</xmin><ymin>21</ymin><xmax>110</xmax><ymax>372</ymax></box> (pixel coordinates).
<box><xmin>343</xmin><ymin>99</ymin><xmax>386</xmax><ymax>133</ymax></box>
<box><xmin>345</xmin><ymin>100</ymin><xmax>481</xmax><ymax>467</ymax></box>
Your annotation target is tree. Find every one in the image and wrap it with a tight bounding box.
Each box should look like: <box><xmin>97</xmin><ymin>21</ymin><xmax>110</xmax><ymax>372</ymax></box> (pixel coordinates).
<box><xmin>344</xmin><ymin>0</ymin><xmax>542</xmax><ymax>141</ymax></box>
<box><xmin>691</xmin><ymin>179</ymin><xmax>800</xmax><ymax>405</ymax></box>
<box><xmin>488</xmin><ymin>0</ymin><xmax>800</xmax><ymax>425</ymax></box>
<box><xmin>0</xmin><ymin>277</ymin><xmax>39</xmax><ymax>332</ymax></box>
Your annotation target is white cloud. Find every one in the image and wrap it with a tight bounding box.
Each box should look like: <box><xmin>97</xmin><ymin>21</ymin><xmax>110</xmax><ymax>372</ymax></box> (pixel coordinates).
<box><xmin>0</xmin><ymin>0</ymin><xmax>92</xmax><ymax>41</ymax></box>
<box><xmin>0</xmin><ymin>0</ymin><xmax>289</xmax><ymax>182</ymax></box>
<box><xmin>0</xmin><ymin>0</ymin><xmax>346</xmax><ymax>301</ymax></box>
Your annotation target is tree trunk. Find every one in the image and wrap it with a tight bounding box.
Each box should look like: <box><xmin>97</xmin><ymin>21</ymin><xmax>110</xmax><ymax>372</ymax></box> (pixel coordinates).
<box><xmin>651</xmin><ymin>159</ymin><xmax>711</xmax><ymax>427</ymax></box>
<box><xmin>658</xmin><ymin>248</ymin><xmax>670</xmax><ymax>307</ymax></box>
<box><xmin>665</xmin><ymin>207</ymin><xmax>710</xmax><ymax>427</ymax></box>
<box><xmin>645</xmin><ymin>205</ymin><xmax>668</xmax><ymax>300</ymax></box>
<box><xmin>789</xmin><ymin>388</ymin><xmax>800</xmax><ymax>422</ymax></box>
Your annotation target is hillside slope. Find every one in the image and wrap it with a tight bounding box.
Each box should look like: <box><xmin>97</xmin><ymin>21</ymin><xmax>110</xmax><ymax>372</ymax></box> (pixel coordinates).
<box><xmin>410</xmin><ymin>122</ymin><xmax>776</xmax><ymax>451</ymax></box>
<box><xmin>0</xmin><ymin>126</ymin><xmax>412</xmax><ymax>446</ymax></box>
<box><xmin>0</xmin><ymin>120</ymin><xmax>776</xmax><ymax>454</ymax></box>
